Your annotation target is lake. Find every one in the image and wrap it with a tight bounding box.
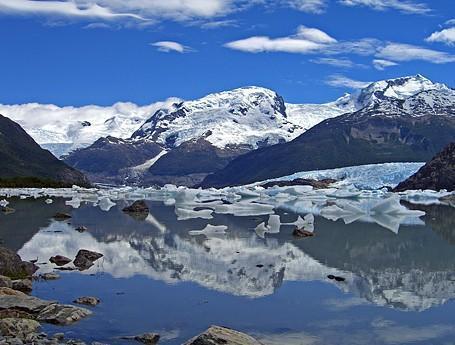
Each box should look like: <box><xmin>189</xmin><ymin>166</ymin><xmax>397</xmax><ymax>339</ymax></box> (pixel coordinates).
<box><xmin>1</xmin><ymin>190</ymin><xmax>454</xmax><ymax>345</ymax></box>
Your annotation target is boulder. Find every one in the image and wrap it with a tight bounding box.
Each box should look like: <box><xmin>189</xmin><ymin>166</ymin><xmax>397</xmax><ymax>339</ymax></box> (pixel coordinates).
<box><xmin>184</xmin><ymin>326</ymin><xmax>264</xmax><ymax>345</ymax></box>
<box><xmin>50</xmin><ymin>255</ymin><xmax>72</xmax><ymax>266</ymax></box>
<box><xmin>0</xmin><ymin>317</ymin><xmax>40</xmax><ymax>338</ymax></box>
<box><xmin>292</xmin><ymin>228</ymin><xmax>314</xmax><ymax>238</ymax></box>
<box><xmin>0</xmin><ymin>287</ymin><xmax>53</xmax><ymax>313</ymax></box>
<box><xmin>75</xmin><ymin>226</ymin><xmax>88</xmax><ymax>233</ymax></box>
<box><xmin>11</xmin><ymin>279</ymin><xmax>33</xmax><ymax>293</ymax></box>
<box><xmin>1</xmin><ymin>206</ymin><xmax>15</xmax><ymax>215</ymax></box>
<box><xmin>122</xmin><ymin>200</ymin><xmax>149</xmax><ymax>219</ymax></box>
<box><xmin>0</xmin><ymin>246</ymin><xmax>38</xmax><ymax>279</ymax></box>
<box><xmin>36</xmin><ymin>303</ymin><xmax>92</xmax><ymax>325</ymax></box>
<box><xmin>73</xmin><ymin>250</ymin><xmax>103</xmax><ymax>271</ymax></box>
<box><xmin>0</xmin><ymin>275</ymin><xmax>12</xmax><ymax>289</ymax></box>
<box><xmin>73</xmin><ymin>296</ymin><xmax>100</xmax><ymax>306</ymax></box>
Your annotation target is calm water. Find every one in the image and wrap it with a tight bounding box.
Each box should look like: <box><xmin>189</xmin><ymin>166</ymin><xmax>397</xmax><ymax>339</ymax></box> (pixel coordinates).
<box><xmin>1</xmin><ymin>197</ymin><xmax>455</xmax><ymax>345</ymax></box>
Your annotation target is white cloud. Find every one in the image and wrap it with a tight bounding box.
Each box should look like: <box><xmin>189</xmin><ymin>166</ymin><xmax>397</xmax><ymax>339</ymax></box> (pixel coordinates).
<box><xmin>310</xmin><ymin>57</ymin><xmax>357</xmax><ymax>68</ymax></box>
<box><xmin>225</xmin><ymin>35</ymin><xmax>324</xmax><ymax>53</ymax></box>
<box><xmin>426</xmin><ymin>27</ymin><xmax>455</xmax><ymax>46</ymax></box>
<box><xmin>326</xmin><ymin>74</ymin><xmax>372</xmax><ymax>89</ymax></box>
<box><xmin>150</xmin><ymin>41</ymin><xmax>193</xmax><ymax>53</ymax></box>
<box><xmin>0</xmin><ymin>0</ymin><xmax>145</xmax><ymax>20</ymax></box>
<box><xmin>373</xmin><ymin>58</ymin><xmax>398</xmax><ymax>70</ymax></box>
<box><xmin>0</xmin><ymin>0</ymin><xmax>242</xmax><ymax>22</ymax></box>
<box><xmin>377</xmin><ymin>43</ymin><xmax>455</xmax><ymax>63</ymax></box>
<box><xmin>296</xmin><ymin>25</ymin><xmax>337</xmax><ymax>43</ymax></box>
<box><xmin>200</xmin><ymin>19</ymin><xmax>238</xmax><ymax>29</ymax></box>
<box><xmin>339</xmin><ymin>0</ymin><xmax>432</xmax><ymax>14</ymax></box>
<box><xmin>286</xmin><ymin>0</ymin><xmax>327</xmax><ymax>14</ymax></box>
<box><xmin>224</xmin><ymin>25</ymin><xmax>336</xmax><ymax>54</ymax></box>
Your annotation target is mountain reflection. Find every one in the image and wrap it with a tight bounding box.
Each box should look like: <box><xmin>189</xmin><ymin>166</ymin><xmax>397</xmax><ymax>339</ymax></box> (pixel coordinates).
<box><xmin>15</xmin><ymin>200</ymin><xmax>455</xmax><ymax>312</ymax></box>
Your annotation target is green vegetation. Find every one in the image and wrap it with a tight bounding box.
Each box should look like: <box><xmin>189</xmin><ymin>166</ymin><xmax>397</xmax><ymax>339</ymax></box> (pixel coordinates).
<box><xmin>0</xmin><ymin>176</ymin><xmax>76</xmax><ymax>188</ymax></box>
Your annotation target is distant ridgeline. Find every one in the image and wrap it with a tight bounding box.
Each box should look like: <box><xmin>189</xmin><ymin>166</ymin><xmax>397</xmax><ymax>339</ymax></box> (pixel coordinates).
<box><xmin>0</xmin><ymin>115</ymin><xmax>90</xmax><ymax>188</ymax></box>
<box><xmin>1</xmin><ymin>75</ymin><xmax>454</xmax><ymax>188</ymax></box>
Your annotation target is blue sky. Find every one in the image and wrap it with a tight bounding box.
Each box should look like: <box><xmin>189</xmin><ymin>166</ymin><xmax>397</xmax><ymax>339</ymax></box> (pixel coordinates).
<box><xmin>0</xmin><ymin>0</ymin><xmax>454</xmax><ymax>106</ymax></box>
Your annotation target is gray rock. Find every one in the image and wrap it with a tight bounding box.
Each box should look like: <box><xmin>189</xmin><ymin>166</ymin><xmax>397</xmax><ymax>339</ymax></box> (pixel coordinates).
<box><xmin>37</xmin><ymin>303</ymin><xmax>92</xmax><ymax>325</ymax></box>
<box><xmin>73</xmin><ymin>250</ymin><xmax>103</xmax><ymax>271</ymax></box>
<box><xmin>73</xmin><ymin>296</ymin><xmax>100</xmax><ymax>306</ymax></box>
<box><xmin>49</xmin><ymin>256</ymin><xmax>72</xmax><ymax>267</ymax></box>
<box><xmin>0</xmin><ymin>246</ymin><xmax>38</xmax><ymax>279</ymax></box>
<box><xmin>11</xmin><ymin>279</ymin><xmax>33</xmax><ymax>293</ymax></box>
<box><xmin>184</xmin><ymin>326</ymin><xmax>264</xmax><ymax>345</ymax></box>
<box><xmin>53</xmin><ymin>213</ymin><xmax>72</xmax><ymax>220</ymax></box>
<box><xmin>0</xmin><ymin>318</ymin><xmax>40</xmax><ymax>339</ymax></box>
<box><xmin>0</xmin><ymin>287</ymin><xmax>52</xmax><ymax>313</ymax></box>
<box><xmin>1</xmin><ymin>206</ymin><xmax>15</xmax><ymax>215</ymax></box>
<box><xmin>0</xmin><ymin>275</ymin><xmax>12</xmax><ymax>288</ymax></box>
<box><xmin>40</xmin><ymin>273</ymin><xmax>60</xmax><ymax>281</ymax></box>
<box><xmin>121</xmin><ymin>333</ymin><xmax>160</xmax><ymax>345</ymax></box>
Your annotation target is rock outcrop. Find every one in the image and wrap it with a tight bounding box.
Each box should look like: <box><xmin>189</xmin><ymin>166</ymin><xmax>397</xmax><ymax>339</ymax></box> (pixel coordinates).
<box><xmin>394</xmin><ymin>142</ymin><xmax>455</xmax><ymax>192</ymax></box>
<box><xmin>184</xmin><ymin>326</ymin><xmax>264</xmax><ymax>345</ymax></box>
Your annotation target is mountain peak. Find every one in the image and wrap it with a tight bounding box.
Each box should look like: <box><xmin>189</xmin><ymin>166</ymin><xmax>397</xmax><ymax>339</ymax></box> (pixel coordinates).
<box><xmin>355</xmin><ymin>74</ymin><xmax>447</xmax><ymax>109</ymax></box>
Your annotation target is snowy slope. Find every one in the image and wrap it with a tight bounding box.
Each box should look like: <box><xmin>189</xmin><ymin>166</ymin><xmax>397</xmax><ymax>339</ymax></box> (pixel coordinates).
<box><xmin>0</xmin><ymin>100</ymin><xmax>179</xmax><ymax>155</ymax></box>
<box><xmin>132</xmin><ymin>86</ymin><xmax>301</xmax><ymax>149</ymax></box>
<box><xmin>1</xmin><ymin>75</ymin><xmax>452</xmax><ymax>157</ymax></box>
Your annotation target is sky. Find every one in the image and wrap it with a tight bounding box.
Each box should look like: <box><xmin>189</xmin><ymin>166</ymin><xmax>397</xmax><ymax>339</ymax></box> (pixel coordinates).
<box><xmin>0</xmin><ymin>0</ymin><xmax>454</xmax><ymax>106</ymax></box>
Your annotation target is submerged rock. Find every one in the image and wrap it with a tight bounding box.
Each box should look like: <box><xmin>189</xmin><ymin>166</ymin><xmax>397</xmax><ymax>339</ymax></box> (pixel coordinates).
<box><xmin>1</xmin><ymin>206</ymin><xmax>15</xmax><ymax>215</ymax></box>
<box><xmin>73</xmin><ymin>296</ymin><xmax>100</xmax><ymax>306</ymax></box>
<box><xmin>73</xmin><ymin>250</ymin><xmax>103</xmax><ymax>271</ymax></box>
<box><xmin>0</xmin><ymin>246</ymin><xmax>38</xmax><ymax>279</ymax></box>
<box><xmin>184</xmin><ymin>326</ymin><xmax>263</xmax><ymax>345</ymax></box>
<box><xmin>49</xmin><ymin>255</ymin><xmax>72</xmax><ymax>267</ymax></box>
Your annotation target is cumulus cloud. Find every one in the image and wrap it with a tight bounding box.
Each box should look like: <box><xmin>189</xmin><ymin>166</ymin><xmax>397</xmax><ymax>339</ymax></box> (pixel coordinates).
<box><xmin>377</xmin><ymin>43</ymin><xmax>455</xmax><ymax>63</ymax></box>
<box><xmin>224</xmin><ymin>25</ymin><xmax>336</xmax><ymax>53</ymax></box>
<box><xmin>339</xmin><ymin>0</ymin><xmax>432</xmax><ymax>14</ymax></box>
<box><xmin>373</xmin><ymin>59</ymin><xmax>398</xmax><ymax>70</ymax></box>
<box><xmin>326</xmin><ymin>74</ymin><xmax>372</xmax><ymax>89</ymax></box>
<box><xmin>426</xmin><ymin>27</ymin><xmax>455</xmax><ymax>46</ymax></box>
<box><xmin>150</xmin><ymin>41</ymin><xmax>194</xmax><ymax>53</ymax></box>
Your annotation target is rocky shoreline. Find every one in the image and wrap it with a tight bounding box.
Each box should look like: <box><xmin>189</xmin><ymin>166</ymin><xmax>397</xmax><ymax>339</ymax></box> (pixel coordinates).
<box><xmin>0</xmin><ymin>244</ymin><xmax>265</xmax><ymax>345</ymax></box>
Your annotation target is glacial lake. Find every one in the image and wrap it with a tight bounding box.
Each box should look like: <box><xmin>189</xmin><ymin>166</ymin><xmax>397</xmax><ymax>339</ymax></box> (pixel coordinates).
<box><xmin>1</xmin><ymin>193</ymin><xmax>455</xmax><ymax>345</ymax></box>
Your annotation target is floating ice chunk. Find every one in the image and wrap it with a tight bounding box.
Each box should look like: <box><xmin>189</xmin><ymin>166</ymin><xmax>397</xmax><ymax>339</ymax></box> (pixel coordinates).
<box><xmin>65</xmin><ymin>197</ymin><xmax>81</xmax><ymax>209</ymax></box>
<box><xmin>267</xmin><ymin>215</ymin><xmax>281</xmax><ymax>234</ymax></box>
<box><xmin>189</xmin><ymin>224</ymin><xmax>228</xmax><ymax>237</ymax></box>
<box><xmin>214</xmin><ymin>201</ymin><xmax>275</xmax><ymax>216</ymax></box>
<box><xmin>20</xmin><ymin>195</ymin><xmax>28</xmax><ymax>200</ymax></box>
<box><xmin>254</xmin><ymin>222</ymin><xmax>269</xmax><ymax>239</ymax></box>
<box><xmin>283</xmin><ymin>214</ymin><xmax>315</xmax><ymax>232</ymax></box>
<box><xmin>98</xmin><ymin>197</ymin><xmax>116</xmax><ymax>212</ymax></box>
<box><xmin>45</xmin><ymin>199</ymin><xmax>53</xmax><ymax>204</ymax></box>
<box><xmin>175</xmin><ymin>207</ymin><xmax>213</xmax><ymax>220</ymax></box>
<box><xmin>164</xmin><ymin>198</ymin><xmax>176</xmax><ymax>206</ymax></box>
<box><xmin>0</xmin><ymin>199</ymin><xmax>9</xmax><ymax>207</ymax></box>
<box><xmin>370</xmin><ymin>197</ymin><xmax>425</xmax><ymax>217</ymax></box>
<box><xmin>327</xmin><ymin>188</ymin><xmax>362</xmax><ymax>199</ymax></box>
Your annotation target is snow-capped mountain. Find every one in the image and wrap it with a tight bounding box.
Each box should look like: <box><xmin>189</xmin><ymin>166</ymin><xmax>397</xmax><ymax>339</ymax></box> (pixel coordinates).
<box><xmin>0</xmin><ymin>100</ymin><xmax>178</xmax><ymax>156</ymax></box>
<box><xmin>202</xmin><ymin>76</ymin><xmax>455</xmax><ymax>188</ymax></box>
<box><xmin>132</xmin><ymin>86</ymin><xmax>298</xmax><ymax>149</ymax></box>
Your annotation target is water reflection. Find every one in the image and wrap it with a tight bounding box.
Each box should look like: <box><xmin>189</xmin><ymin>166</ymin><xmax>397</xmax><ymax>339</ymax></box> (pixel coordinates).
<box><xmin>10</xmin><ymin>199</ymin><xmax>455</xmax><ymax>312</ymax></box>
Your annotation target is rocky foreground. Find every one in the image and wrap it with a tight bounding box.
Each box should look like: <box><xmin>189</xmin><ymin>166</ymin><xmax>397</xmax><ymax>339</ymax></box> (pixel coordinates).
<box><xmin>0</xmin><ymin>245</ymin><xmax>265</xmax><ymax>345</ymax></box>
